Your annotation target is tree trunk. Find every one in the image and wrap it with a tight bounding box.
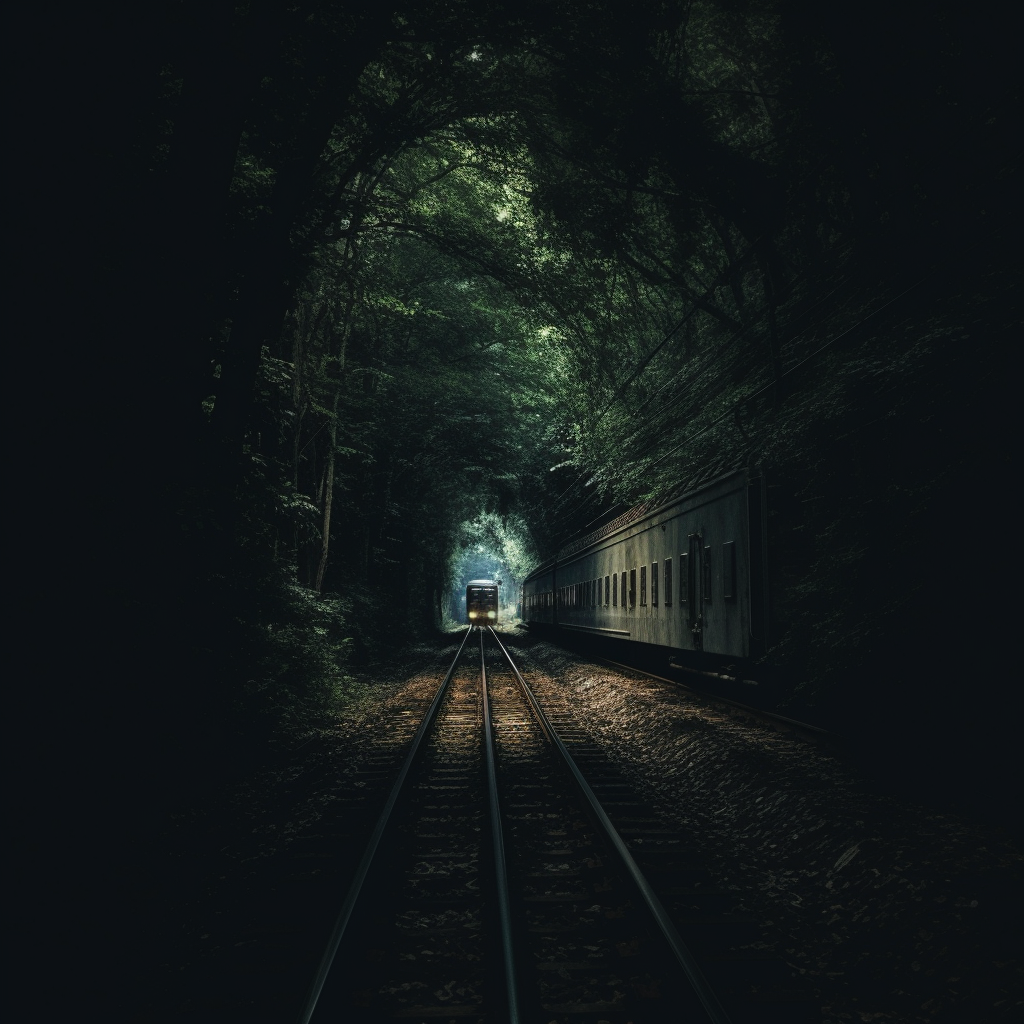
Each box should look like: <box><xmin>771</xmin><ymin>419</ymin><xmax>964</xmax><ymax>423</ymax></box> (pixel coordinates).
<box><xmin>313</xmin><ymin>388</ymin><xmax>340</xmax><ymax>593</ymax></box>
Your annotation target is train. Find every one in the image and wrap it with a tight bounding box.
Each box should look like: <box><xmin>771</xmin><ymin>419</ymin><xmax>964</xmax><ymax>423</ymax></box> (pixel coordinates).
<box><xmin>521</xmin><ymin>470</ymin><xmax>768</xmax><ymax>662</ymax></box>
<box><xmin>466</xmin><ymin>579</ymin><xmax>500</xmax><ymax>626</ymax></box>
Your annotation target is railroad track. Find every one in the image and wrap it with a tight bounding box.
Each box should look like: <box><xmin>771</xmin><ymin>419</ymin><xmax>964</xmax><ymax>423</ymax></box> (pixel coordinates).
<box><xmin>299</xmin><ymin>627</ymin><xmax>814</xmax><ymax>1023</ymax></box>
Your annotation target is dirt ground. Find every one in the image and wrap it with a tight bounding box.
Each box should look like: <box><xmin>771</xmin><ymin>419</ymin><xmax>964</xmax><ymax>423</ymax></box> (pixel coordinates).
<box><xmin>147</xmin><ymin>629</ymin><xmax>1021</xmax><ymax>1022</ymax></box>
<box><xmin>509</xmin><ymin>631</ymin><xmax>1022</xmax><ymax>1023</ymax></box>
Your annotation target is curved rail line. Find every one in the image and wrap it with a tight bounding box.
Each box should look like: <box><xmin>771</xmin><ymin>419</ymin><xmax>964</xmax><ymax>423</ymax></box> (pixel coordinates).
<box><xmin>298</xmin><ymin>626</ymin><xmax>474</xmax><ymax>1024</ymax></box>
<box><xmin>299</xmin><ymin>626</ymin><xmax>737</xmax><ymax>1023</ymax></box>
<box><xmin>487</xmin><ymin>627</ymin><xmax>732</xmax><ymax>1024</ymax></box>
<box><xmin>480</xmin><ymin>629</ymin><xmax>522</xmax><ymax>1022</ymax></box>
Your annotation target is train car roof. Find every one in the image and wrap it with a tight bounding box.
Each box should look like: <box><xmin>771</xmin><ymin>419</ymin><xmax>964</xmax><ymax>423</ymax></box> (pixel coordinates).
<box><xmin>522</xmin><ymin>468</ymin><xmax>753</xmax><ymax>584</ymax></box>
<box><xmin>466</xmin><ymin>579</ymin><xmax>498</xmax><ymax>587</ymax></box>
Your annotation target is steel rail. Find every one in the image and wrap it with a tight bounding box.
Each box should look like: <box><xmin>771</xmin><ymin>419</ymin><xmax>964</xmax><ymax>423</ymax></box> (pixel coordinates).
<box><xmin>487</xmin><ymin>627</ymin><xmax>733</xmax><ymax>1024</ymax></box>
<box><xmin>298</xmin><ymin>626</ymin><xmax>474</xmax><ymax>1024</ymax></box>
<box><xmin>479</xmin><ymin>628</ymin><xmax>523</xmax><ymax>1023</ymax></box>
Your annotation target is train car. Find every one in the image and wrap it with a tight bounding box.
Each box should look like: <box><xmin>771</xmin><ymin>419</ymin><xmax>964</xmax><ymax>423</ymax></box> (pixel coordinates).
<box><xmin>522</xmin><ymin>470</ymin><xmax>768</xmax><ymax>661</ymax></box>
<box><xmin>521</xmin><ymin>561</ymin><xmax>556</xmax><ymax>626</ymax></box>
<box><xmin>466</xmin><ymin>579</ymin><xmax>500</xmax><ymax>626</ymax></box>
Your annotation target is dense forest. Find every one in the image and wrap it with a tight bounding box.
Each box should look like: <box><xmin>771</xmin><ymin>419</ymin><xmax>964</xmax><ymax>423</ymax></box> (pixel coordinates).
<box><xmin>22</xmin><ymin>0</ymin><xmax>1018</xmax><ymax>1007</ymax></box>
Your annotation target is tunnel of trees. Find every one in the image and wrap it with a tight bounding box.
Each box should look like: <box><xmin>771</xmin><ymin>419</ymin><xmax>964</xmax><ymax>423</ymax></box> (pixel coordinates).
<box><xmin>29</xmin><ymin>0</ymin><xmax>1018</xmax><ymax>949</ymax></box>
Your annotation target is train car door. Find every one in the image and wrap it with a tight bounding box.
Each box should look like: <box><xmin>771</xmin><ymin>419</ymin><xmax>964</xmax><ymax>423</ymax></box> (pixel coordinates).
<box><xmin>687</xmin><ymin>533</ymin><xmax>704</xmax><ymax>650</ymax></box>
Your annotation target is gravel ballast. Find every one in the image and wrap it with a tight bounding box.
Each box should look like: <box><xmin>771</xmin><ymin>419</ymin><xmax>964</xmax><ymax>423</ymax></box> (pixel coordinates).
<box><xmin>512</xmin><ymin>634</ymin><xmax>1022</xmax><ymax>1023</ymax></box>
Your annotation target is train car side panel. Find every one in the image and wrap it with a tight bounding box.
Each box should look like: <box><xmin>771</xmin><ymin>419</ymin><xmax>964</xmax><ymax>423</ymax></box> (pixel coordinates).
<box><xmin>524</xmin><ymin>471</ymin><xmax>760</xmax><ymax>660</ymax></box>
<box><xmin>522</xmin><ymin>563</ymin><xmax>556</xmax><ymax>625</ymax></box>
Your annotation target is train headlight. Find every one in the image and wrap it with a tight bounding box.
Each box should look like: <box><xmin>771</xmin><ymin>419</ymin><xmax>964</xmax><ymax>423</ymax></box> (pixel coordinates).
<box><xmin>487</xmin><ymin>611</ymin><xmax>496</xmax><ymax>619</ymax></box>
<box><xmin>469</xmin><ymin>611</ymin><xmax>477</xmax><ymax>618</ymax></box>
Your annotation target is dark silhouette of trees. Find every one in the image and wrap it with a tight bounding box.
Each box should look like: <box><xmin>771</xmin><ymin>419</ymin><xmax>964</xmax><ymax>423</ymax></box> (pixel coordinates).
<box><xmin>25</xmin><ymin>0</ymin><xmax>1017</xmax><ymax>954</ymax></box>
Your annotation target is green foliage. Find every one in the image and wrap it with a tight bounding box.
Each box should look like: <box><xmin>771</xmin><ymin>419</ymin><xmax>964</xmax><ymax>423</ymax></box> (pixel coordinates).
<box><xmin>111</xmin><ymin>0</ymin><xmax>1014</xmax><ymax>748</ymax></box>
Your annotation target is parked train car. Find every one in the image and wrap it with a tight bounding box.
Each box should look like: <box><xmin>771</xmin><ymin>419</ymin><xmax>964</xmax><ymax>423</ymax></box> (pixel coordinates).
<box><xmin>466</xmin><ymin>579</ymin><xmax>500</xmax><ymax>626</ymax></box>
<box><xmin>522</xmin><ymin>470</ymin><xmax>768</xmax><ymax>660</ymax></box>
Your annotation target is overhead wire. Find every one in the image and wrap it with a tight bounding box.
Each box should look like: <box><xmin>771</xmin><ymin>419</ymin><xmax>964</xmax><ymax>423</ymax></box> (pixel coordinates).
<box><xmin>548</xmin><ymin>245</ymin><xmax>763</xmax><ymax>508</ymax></box>
<box><xmin>548</xmin><ymin>145</ymin><xmax>847</xmax><ymax>511</ymax></box>
<box><xmin>637</xmin><ymin>216</ymin><xmax>1013</xmax><ymax>479</ymax></box>
<box><xmin>550</xmin><ymin>222</ymin><xmax>1001</xmax><ymax>533</ymax></box>
<box><xmin>549</xmin><ymin>275</ymin><xmax>913</xmax><ymax>539</ymax></box>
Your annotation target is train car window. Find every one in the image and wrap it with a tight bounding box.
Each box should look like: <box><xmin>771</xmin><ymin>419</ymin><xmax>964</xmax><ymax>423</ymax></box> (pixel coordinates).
<box><xmin>703</xmin><ymin>545</ymin><xmax>713</xmax><ymax>601</ymax></box>
<box><xmin>612</xmin><ymin>573</ymin><xmax>618</xmax><ymax>606</ymax></box>
<box><xmin>621</xmin><ymin>570</ymin><xmax>627</xmax><ymax>608</ymax></box>
<box><xmin>629</xmin><ymin>568</ymin><xmax>636</xmax><ymax>607</ymax></box>
<box><xmin>651</xmin><ymin>562</ymin><xmax>658</xmax><ymax>607</ymax></box>
<box><xmin>664</xmin><ymin>558</ymin><xmax>672</xmax><ymax>607</ymax></box>
<box><xmin>605</xmin><ymin>575</ymin><xmax>610</xmax><ymax>605</ymax></box>
<box><xmin>679</xmin><ymin>553</ymin><xmax>688</xmax><ymax>604</ymax></box>
<box><xmin>722</xmin><ymin>541</ymin><xmax>736</xmax><ymax>599</ymax></box>
<box><xmin>640</xmin><ymin>565</ymin><xmax>647</xmax><ymax>606</ymax></box>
